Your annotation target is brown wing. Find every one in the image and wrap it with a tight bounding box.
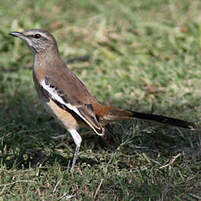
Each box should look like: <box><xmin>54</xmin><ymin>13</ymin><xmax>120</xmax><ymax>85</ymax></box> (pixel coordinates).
<box><xmin>40</xmin><ymin>68</ymin><xmax>104</xmax><ymax>136</ymax></box>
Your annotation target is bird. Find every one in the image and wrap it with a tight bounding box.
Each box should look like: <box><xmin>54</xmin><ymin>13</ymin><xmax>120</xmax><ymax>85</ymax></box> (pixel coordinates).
<box><xmin>9</xmin><ymin>29</ymin><xmax>196</xmax><ymax>171</ymax></box>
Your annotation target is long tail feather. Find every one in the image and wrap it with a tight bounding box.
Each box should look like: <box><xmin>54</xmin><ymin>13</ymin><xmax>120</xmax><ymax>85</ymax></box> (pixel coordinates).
<box><xmin>131</xmin><ymin>111</ymin><xmax>195</xmax><ymax>130</ymax></box>
<box><xmin>100</xmin><ymin>106</ymin><xmax>196</xmax><ymax>130</ymax></box>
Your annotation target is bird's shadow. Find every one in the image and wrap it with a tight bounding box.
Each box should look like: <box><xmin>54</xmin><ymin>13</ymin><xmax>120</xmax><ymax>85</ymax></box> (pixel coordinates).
<box><xmin>0</xmin><ymin>86</ymin><xmax>200</xmax><ymax>171</ymax></box>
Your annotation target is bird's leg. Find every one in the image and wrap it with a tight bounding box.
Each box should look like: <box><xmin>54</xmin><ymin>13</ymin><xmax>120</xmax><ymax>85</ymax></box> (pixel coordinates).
<box><xmin>68</xmin><ymin>129</ymin><xmax>82</xmax><ymax>171</ymax></box>
<box><xmin>71</xmin><ymin>145</ymin><xmax>80</xmax><ymax>171</ymax></box>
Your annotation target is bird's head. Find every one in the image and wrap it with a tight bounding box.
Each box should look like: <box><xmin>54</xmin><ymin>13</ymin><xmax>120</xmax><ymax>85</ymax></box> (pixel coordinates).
<box><xmin>9</xmin><ymin>29</ymin><xmax>57</xmax><ymax>54</ymax></box>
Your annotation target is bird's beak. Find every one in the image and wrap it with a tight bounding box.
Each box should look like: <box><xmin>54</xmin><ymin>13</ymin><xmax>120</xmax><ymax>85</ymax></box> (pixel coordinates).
<box><xmin>9</xmin><ymin>32</ymin><xmax>26</xmax><ymax>40</ymax></box>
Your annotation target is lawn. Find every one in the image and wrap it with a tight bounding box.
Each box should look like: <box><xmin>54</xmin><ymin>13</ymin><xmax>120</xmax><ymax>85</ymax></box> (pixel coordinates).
<box><xmin>0</xmin><ymin>0</ymin><xmax>201</xmax><ymax>200</ymax></box>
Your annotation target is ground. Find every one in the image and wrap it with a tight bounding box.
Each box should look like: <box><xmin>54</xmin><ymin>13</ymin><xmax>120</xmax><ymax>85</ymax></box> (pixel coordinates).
<box><xmin>0</xmin><ymin>0</ymin><xmax>201</xmax><ymax>200</ymax></box>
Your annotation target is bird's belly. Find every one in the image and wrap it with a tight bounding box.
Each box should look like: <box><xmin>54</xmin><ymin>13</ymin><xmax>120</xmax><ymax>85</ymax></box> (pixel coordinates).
<box><xmin>42</xmin><ymin>99</ymin><xmax>79</xmax><ymax>130</ymax></box>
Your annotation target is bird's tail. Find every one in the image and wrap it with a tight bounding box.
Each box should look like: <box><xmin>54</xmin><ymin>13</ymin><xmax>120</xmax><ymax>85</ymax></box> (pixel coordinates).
<box><xmin>131</xmin><ymin>110</ymin><xmax>195</xmax><ymax>130</ymax></box>
<box><xmin>98</xmin><ymin>105</ymin><xmax>196</xmax><ymax>130</ymax></box>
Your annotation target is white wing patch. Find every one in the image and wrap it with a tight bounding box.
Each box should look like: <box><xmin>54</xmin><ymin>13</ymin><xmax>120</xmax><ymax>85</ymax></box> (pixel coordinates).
<box><xmin>40</xmin><ymin>79</ymin><xmax>103</xmax><ymax>136</ymax></box>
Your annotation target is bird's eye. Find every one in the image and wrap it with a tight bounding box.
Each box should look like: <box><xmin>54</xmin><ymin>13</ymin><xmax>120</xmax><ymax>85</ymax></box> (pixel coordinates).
<box><xmin>34</xmin><ymin>34</ymin><xmax>41</xmax><ymax>39</ymax></box>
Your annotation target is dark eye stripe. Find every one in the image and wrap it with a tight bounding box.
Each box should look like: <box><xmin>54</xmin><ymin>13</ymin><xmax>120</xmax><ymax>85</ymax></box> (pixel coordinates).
<box><xmin>27</xmin><ymin>34</ymin><xmax>41</xmax><ymax>39</ymax></box>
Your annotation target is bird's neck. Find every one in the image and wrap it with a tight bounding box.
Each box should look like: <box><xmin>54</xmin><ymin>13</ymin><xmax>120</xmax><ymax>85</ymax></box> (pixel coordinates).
<box><xmin>33</xmin><ymin>46</ymin><xmax>61</xmax><ymax>69</ymax></box>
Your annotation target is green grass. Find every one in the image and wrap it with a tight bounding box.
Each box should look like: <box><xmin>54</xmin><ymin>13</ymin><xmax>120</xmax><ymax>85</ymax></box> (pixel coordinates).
<box><xmin>0</xmin><ymin>0</ymin><xmax>201</xmax><ymax>200</ymax></box>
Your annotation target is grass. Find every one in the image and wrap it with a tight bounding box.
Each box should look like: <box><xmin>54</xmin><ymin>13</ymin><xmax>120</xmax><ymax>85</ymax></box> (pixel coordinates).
<box><xmin>0</xmin><ymin>0</ymin><xmax>201</xmax><ymax>200</ymax></box>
